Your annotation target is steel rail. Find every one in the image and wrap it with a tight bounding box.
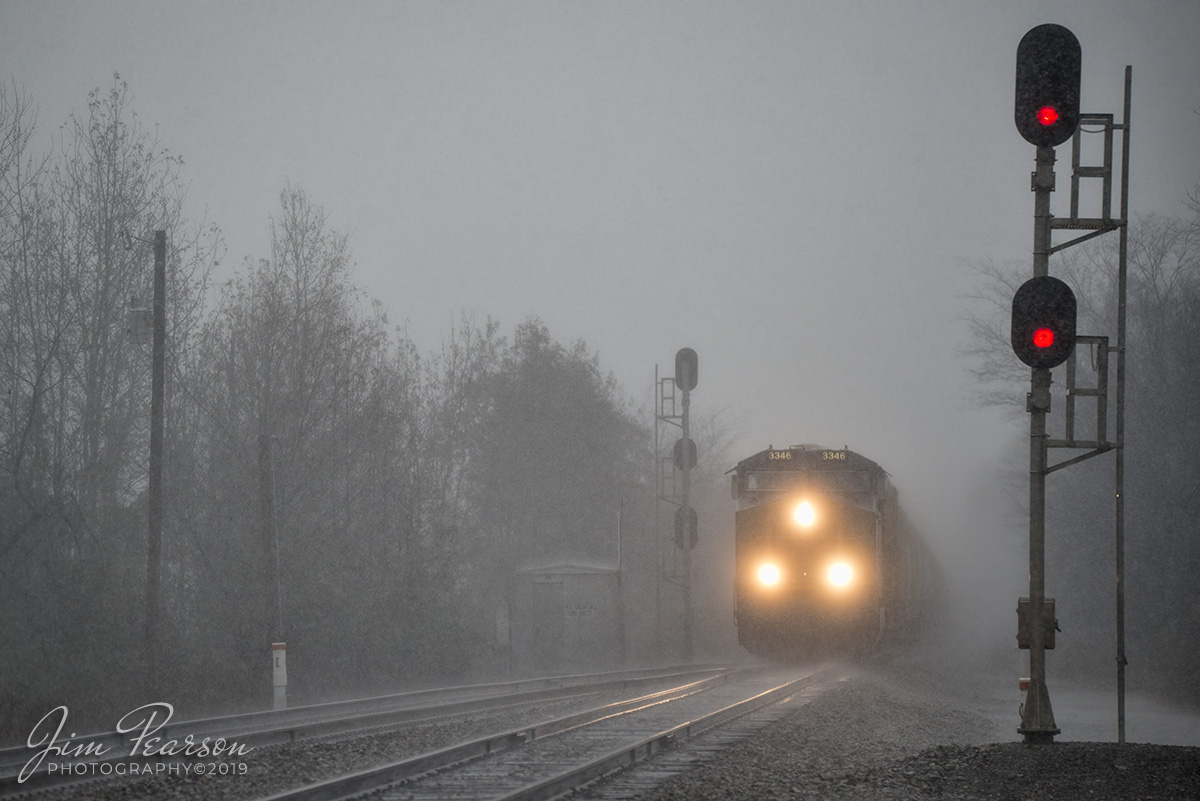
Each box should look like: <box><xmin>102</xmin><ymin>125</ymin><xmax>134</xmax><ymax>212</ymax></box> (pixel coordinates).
<box><xmin>1</xmin><ymin>665</ymin><xmax>731</xmax><ymax>795</ymax></box>
<box><xmin>252</xmin><ymin>671</ymin><xmax>741</xmax><ymax>801</ymax></box>
<box><xmin>494</xmin><ymin>667</ymin><xmax>828</xmax><ymax>801</ymax></box>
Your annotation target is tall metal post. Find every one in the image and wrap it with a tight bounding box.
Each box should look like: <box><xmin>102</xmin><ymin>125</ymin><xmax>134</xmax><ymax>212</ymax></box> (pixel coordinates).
<box><xmin>1115</xmin><ymin>65</ymin><xmax>1132</xmax><ymax>744</ymax></box>
<box><xmin>653</xmin><ymin>365</ymin><xmax>663</xmax><ymax>664</ymax></box>
<box><xmin>145</xmin><ymin>229</ymin><xmax>166</xmax><ymax>696</ymax></box>
<box><xmin>1019</xmin><ymin>147</ymin><xmax>1060</xmax><ymax>743</ymax></box>
<box><xmin>680</xmin><ymin>383</ymin><xmax>693</xmax><ymax>663</ymax></box>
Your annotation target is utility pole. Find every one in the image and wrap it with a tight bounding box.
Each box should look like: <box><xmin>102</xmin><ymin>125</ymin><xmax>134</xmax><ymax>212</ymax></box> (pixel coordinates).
<box><xmin>146</xmin><ymin>229</ymin><xmax>166</xmax><ymax>696</ymax></box>
<box><xmin>259</xmin><ymin>433</ymin><xmax>285</xmax><ymax>708</ymax></box>
<box><xmin>259</xmin><ymin>434</ymin><xmax>283</xmax><ymax>640</ymax></box>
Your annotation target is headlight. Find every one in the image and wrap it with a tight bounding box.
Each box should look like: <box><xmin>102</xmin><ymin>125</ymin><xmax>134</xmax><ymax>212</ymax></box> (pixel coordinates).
<box><xmin>793</xmin><ymin>500</ymin><xmax>816</xmax><ymax>527</ymax></box>
<box><xmin>757</xmin><ymin>563</ymin><xmax>782</xmax><ymax>587</ymax></box>
<box><xmin>827</xmin><ymin>561</ymin><xmax>853</xmax><ymax>588</ymax></box>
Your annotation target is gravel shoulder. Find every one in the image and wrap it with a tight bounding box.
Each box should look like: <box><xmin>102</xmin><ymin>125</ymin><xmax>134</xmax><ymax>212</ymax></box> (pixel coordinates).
<box><xmin>632</xmin><ymin>659</ymin><xmax>1200</xmax><ymax>800</ymax></box>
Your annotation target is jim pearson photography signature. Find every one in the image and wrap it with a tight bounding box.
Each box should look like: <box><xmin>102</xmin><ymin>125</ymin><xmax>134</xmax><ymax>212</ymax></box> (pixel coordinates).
<box><xmin>20</xmin><ymin>703</ymin><xmax>253</xmax><ymax>783</ymax></box>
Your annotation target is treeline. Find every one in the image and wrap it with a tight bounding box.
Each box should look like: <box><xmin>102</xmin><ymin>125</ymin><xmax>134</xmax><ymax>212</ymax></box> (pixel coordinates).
<box><xmin>966</xmin><ymin>200</ymin><xmax>1200</xmax><ymax>702</ymax></box>
<box><xmin>0</xmin><ymin>78</ymin><xmax>670</xmax><ymax>736</ymax></box>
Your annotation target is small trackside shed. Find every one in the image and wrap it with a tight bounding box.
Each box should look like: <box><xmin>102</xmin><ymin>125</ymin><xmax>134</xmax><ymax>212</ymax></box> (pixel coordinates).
<box><xmin>509</xmin><ymin>563</ymin><xmax>623</xmax><ymax>674</ymax></box>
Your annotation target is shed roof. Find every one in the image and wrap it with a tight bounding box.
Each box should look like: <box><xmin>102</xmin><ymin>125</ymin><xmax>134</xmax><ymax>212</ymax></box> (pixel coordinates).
<box><xmin>516</xmin><ymin>562</ymin><xmax>619</xmax><ymax>576</ymax></box>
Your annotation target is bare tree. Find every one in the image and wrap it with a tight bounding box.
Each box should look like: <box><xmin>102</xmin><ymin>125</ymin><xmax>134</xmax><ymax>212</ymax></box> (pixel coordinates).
<box><xmin>0</xmin><ymin>80</ymin><xmax>55</xmax><ymax>561</ymax></box>
<box><xmin>0</xmin><ymin>76</ymin><xmax>218</xmax><ymax>729</ymax></box>
<box><xmin>962</xmin><ymin>205</ymin><xmax>1200</xmax><ymax>701</ymax></box>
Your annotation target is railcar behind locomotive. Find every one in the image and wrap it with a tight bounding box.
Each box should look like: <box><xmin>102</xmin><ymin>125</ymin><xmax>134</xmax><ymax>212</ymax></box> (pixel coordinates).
<box><xmin>730</xmin><ymin>444</ymin><xmax>933</xmax><ymax>659</ymax></box>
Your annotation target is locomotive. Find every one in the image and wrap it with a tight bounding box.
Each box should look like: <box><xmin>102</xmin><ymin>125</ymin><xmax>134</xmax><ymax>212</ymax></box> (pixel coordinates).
<box><xmin>730</xmin><ymin>444</ymin><xmax>934</xmax><ymax>659</ymax></box>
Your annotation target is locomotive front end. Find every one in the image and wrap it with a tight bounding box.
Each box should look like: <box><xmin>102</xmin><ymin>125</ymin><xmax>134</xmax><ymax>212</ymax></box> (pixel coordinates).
<box><xmin>731</xmin><ymin>445</ymin><xmax>894</xmax><ymax>659</ymax></box>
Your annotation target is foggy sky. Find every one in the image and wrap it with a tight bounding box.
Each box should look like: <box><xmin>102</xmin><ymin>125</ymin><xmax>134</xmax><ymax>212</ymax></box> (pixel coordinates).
<box><xmin>3</xmin><ymin>1</ymin><xmax>1199</xmax><ymax>568</ymax></box>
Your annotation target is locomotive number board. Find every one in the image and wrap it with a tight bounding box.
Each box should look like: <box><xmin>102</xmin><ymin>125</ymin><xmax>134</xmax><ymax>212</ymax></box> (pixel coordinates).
<box><xmin>766</xmin><ymin>449</ymin><xmax>846</xmax><ymax>462</ymax></box>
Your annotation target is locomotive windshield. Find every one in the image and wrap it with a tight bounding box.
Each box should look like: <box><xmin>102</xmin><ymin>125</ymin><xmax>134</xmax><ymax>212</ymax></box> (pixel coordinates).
<box><xmin>808</xmin><ymin>470</ymin><xmax>872</xmax><ymax>494</ymax></box>
<box><xmin>745</xmin><ymin>471</ymin><xmax>802</xmax><ymax>491</ymax></box>
<box><xmin>745</xmin><ymin>469</ymin><xmax>871</xmax><ymax>494</ymax></box>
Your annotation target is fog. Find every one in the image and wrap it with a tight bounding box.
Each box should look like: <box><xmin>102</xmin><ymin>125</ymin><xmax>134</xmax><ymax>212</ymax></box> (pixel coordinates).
<box><xmin>2</xmin><ymin>1</ymin><xmax>1198</xmax><ymax>732</ymax></box>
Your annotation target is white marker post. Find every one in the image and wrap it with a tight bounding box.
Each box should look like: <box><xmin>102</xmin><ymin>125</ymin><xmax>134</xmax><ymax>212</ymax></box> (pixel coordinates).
<box><xmin>272</xmin><ymin>642</ymin><xmax>287</xmax><ymax>710</ymax></box>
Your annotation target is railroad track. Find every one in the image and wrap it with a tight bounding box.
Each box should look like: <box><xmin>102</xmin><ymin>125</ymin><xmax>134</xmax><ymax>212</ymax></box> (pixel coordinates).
<box><xmin>0</xmin><ymin>665</ymin><xmax>729</xmax><ymax>797</ymax></box>
<box><xmin>255</xmin><ymin>664</ymin><xmax>831</xmax><ymax>801</ymax></box>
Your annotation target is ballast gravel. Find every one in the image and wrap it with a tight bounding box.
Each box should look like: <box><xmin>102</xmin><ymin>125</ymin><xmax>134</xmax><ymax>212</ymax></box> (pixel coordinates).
<box><xmin>10</xmin><ymin>688</ymin><xmax>667</xmax><ymax>801</ymax></box>
<box><xmin>631</xmin><ymin>663</ymin><xmax>1200</xmax><ymax>801</ymax></box>
<box><xmin>12</xmin><ymin>664</ymin><xmax>1198</xmax><ymax>800</ymax></box>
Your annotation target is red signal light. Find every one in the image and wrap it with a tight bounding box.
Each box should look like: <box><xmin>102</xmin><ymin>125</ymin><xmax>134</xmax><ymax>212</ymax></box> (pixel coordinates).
<box><xmin>1033</xmin><ymin>327</ymin><xmax>1055</xmax><ymax>349</ymax></box>
<box><xmin>1012</xmin><ymin>276</ymin><xmax>1076</xmax><ymax>368</ymax></box>
<box><xmin>1036</xmin><ymin>106</ymin><xmax>1059</xmax><ymax>126</ymax></box>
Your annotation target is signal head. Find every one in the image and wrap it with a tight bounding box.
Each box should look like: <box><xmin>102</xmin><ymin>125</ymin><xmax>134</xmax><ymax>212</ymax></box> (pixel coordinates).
<box><xmin>1011</xmin><ymin>275</ymin><xmax>1077</xmax><ymax>369</ymax></box>
<box><xmin>674</xmin><ymin>347</ymin><xmax>698</xmax><ymax>391</ymax></box>
<box><xmin>1015</xmin><ymin>24</ymin><xmax>1081</xmax><ymax>147</ymax></box>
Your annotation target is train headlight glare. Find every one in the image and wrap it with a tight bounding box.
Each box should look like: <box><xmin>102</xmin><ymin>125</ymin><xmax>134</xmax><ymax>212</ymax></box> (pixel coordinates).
<box><xmin>757</xmin><ymin>563</ymin><xmax>782</xmax><ymax>587</ymax></box>
<box><xmin>793</xmin><ymin>501</ymin><xmax>816</xmax><ymax>527</ymax></box>
<box><xmin>827</xmin><ymin>561</ymin><xmax>853</xmax><ymax>588</ymax></box>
